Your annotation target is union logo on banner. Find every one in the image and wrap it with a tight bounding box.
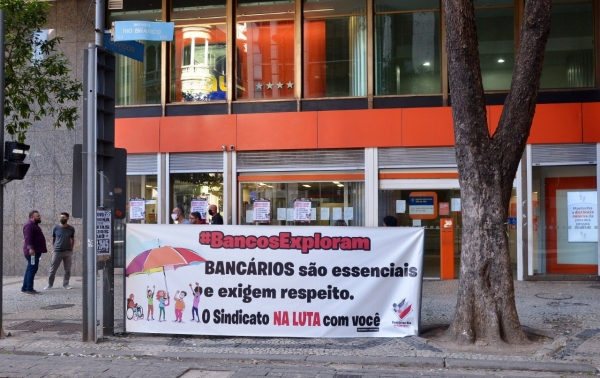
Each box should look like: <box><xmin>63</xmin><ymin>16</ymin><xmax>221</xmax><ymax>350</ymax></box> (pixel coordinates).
<box><xmin>392</xmin><ymin>298</ymin><xmax>413</xmax><ymax>320</ymax></box>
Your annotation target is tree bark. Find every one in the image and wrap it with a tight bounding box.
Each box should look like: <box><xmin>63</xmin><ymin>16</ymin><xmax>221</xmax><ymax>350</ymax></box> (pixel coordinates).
<box><xmin>442</xmin><ymin>0</ymin><xmax>551</xmax><ymax>344</ymax></box>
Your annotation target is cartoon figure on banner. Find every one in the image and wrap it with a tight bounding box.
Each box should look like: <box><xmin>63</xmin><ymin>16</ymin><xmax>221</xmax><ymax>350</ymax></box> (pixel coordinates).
<box><xmin>174</xmin><ymin>290</ymin><xmax>187</xmax><ymax>323</ymax></box>
<box><xmin>157</xmin><ymin>290</ymin><xmax>170</xmax><ymax>322</ymax></box>
<box><xmin>126</xmin><ymin>293</ymin><xmax>144</xmax><ymax>320</ymax></box>
<box><xmin>125</xmin><ymin>245</ymin><xmax>206</xmax><ymax>322</ymax></box>
<box><xmin>189</xmin><ymin>282</ymin><xmax>202</xmax><ymax>322</ymax></box>
<box><xmin>146</xmin><ymin>285</ymin><xmax>155</xmax><ymax>321</ymax></box>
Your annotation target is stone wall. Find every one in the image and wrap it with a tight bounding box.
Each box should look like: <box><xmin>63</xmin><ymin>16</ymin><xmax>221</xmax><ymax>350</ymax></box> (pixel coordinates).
<box><xmin>3</xmin><ymin>0</ymin><xmax>94</xmax><ymax>277</ymax></box>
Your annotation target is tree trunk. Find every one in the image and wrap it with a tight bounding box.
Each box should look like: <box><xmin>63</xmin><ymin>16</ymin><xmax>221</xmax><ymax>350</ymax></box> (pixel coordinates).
<box><xmin>442</xmin><ymin>0</ymin><xmax>551</xmax><ymax>344</ymax></box>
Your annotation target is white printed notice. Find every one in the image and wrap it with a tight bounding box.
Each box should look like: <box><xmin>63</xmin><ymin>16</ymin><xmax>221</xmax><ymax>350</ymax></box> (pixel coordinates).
<box><xmin>332</xmin><ymin>207</ymin><xmax>343</xmax><ymax>220</ymax></box>
<box><xmin>125</xmin><ymin>224</ymin><xmax>425</xmax><ymax>337</ymax></box>
<box><xmin>567</xmin><ymin>191</ymin><xmax>598</xmax><ymax>242</ymax></box>
<box><xmin>321</xmin><ymin>207</ymin><xmax>330</xmax><ymax>221</ymax></box>
<box><xmin>344</xmin><ymin>207</ymin><xmax>353</xmax><ymax>221</ymax></box>
<box><xmin>294</xmin><ymin>200</ymin><xmax>312</xmax><ymax>222</ymax></box>
<box><xmin>191</xmin><ymin>199</ymin><xmax>208</xmax><ymax>219</ymax></box>
<box><xmin>96</xmin><ymin>209</ymin><xmax>112</xmax><ymax>256</ymax></box>
<box><xmin>129</xmin><ymin>198</ymin><xmax>145</xmax><ymax>221</ymax></box>
<box><xmin>253</xmin><ymin>200</ymin><xmax>271</xmax><ymax>223</ymax></box>
<box><xmin>277</xmin><ymin>208</ymin><xmax>287</xmax><ymax>221</ymax></box>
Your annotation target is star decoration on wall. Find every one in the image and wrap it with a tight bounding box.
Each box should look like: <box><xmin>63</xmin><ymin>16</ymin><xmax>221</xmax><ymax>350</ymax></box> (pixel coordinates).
<box><xmin>266</xmin><ymin>82</ymin><xmax>274</xmax><ymax>90</ymax></box>
<box><xmin>256</xmin><ymin>83</ymin><xmax>263</xmax><ymax>91</ymax></box>
<box><xmin>287</xmin><ymin>81</ymin><xmax>294</xmax><ymax>89</ymax></box>
<box><xmin>277</xmin><ymin>82</ymin><xmax>284</xmax><ymax>89</ymax></box>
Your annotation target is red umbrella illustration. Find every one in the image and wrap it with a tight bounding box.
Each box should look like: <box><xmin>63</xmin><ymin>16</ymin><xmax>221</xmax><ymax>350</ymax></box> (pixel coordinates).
<box><xmin>125</xmin><ymin>246</ymin><xmax>205</xmax><ymax>293</ymax></box>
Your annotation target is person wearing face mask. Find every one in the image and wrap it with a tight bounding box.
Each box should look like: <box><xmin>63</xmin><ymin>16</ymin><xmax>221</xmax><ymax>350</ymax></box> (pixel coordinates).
<box><xmin>171</xmin><ymin>206</ymin><xmax>191</xmax><ymax>224</ymax></box>
<box><xmin>22</xmin><ymin>210</ymin><xmax>47</xmax><ymax>295</ymax></box>
<box><xmin>44</xmin><ymin>212</ymin><xmax>76</xmax><ymax>290</ymax></box>
<box><xmin>208</xmin><ymin>204</ymin><xmax>223</xmax><ymax>225</ymax></box>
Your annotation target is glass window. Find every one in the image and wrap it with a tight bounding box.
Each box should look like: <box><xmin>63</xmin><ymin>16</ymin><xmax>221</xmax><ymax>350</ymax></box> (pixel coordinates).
<box><xmin>375</xmin><ymin>0</ymin><xmax>438</xmax><ymax>12</ymax></box>
<box><xmin>532</xmin><ymin>165</ymin><xmax>598</xmax><ymax>275</ymax></box>
<box><xmin>170</xmin><ymin>173</ymin><xmax>224</xmax><ymax>224</ymax></box>
<box><xmin>378</xmin><ymin>189</ymin><xmax>462</xmax><ymax>279</ymax></box>
<box><xmin>236</xmin><ymin>0</ymin><xmax>295</xmax><ymax>100</ymax></box>
<box><xmin>304</xmin><ymin>0</ymin><xmax>367</xmax><ymax>98</ymax></box>
<box><xmin>171</xmin><ymin>0</ymin><xmax>227</xmax><ymax>102</ymax></box>
<box><xmin>126</xmin><ymin>175</ymin><xmax>158</xmax><ymax>223</ymax></box>
<box><xmin>540</xmin><ymin>2</ymin><xmax>594</xmax><ymax>89</ymax></box>
<box><xmin>240</xmin><ymin>181</ymin><xmax>365</xmax><ymax>226</ymax></box>
<box><xmin>374</xmin><ymin>11</ymin><xmax>441</xmax><ymax>95</ymax></box>
<box><xmin>109</xmin><ymin>3</ymin><xmax>163</xmax><ymax>105</ymax></box>
<box><xmin>475</xmin><ymin>6</ymin><xmax>514</xmax><ymax>91</ymax></box>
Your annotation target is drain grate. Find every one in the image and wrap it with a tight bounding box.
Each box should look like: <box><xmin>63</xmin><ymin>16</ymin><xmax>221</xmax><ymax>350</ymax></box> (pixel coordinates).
<box><xmin>41</xmin><ymin>304</ymin><xmax>76</xmax><ymax>310</ymax></box>
<box><xmin>7</xmin><ymin>321</ymin><xmax>82</xmax><ymax>332</ymax></box>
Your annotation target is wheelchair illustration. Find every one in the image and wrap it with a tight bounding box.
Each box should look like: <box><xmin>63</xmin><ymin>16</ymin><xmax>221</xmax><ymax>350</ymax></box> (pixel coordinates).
<box><xmin>126</xmin><ymin>302</ymin><xmax>144</xmax><ymax>321</ymax></box>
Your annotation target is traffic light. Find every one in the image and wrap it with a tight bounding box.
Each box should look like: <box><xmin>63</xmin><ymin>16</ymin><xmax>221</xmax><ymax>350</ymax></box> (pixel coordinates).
<box><xmin>4</xmin><ymin>141</ymin><xmax>30</xmax><ymax>181</ymax></box>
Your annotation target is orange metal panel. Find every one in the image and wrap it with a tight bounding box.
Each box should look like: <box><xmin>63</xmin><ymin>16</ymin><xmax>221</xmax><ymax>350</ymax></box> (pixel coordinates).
<box><xmin>440</xmin><ymin>218</ymin><xmax>455</xmax><ymax>280</ymax></box>
<box><xmin>379</xmin><ymin>173</ymin><xmax>458</xmax><ymax>179</ymax></box>
<box><xmin>238</xmin><ymin>173</ymin><xmax>365</xmax><ymax>182</ymax></box>
<box><xmin>582</xmin><ymin>103</ymin><xmax>600</xmax><ymax>142</ymax></box>
<box><xmin>528</xmin><ymin>103</ymin><xmax>583</xmax><ymax>144</ymax></box>
<box><xmin>237</xmin><ymin>112</ymin><xmax>318</xmax><ymax>151</ymax></box>
<box><xmin>317</xmin><ymin>109</ymin><xmax>401</xmax><ymax>148</ymax></box>
<box><xmin>488</xmin><ymin>105</ymin><xmax>502</xmax><ymax>136</ymax></box>
<box><xmin>401</xmin><ymin>107</ymin><xmax>454</xmax><ymax>146</ymax></box>
<box><xmin>115</xmin><ymin>117</ymin><xmax>160</xmax><ymax>153</ymax></box>
<box><xmin>160</xmin><ymin>115</ymin><xmax>237</xmax><ymax>153</ymax></box>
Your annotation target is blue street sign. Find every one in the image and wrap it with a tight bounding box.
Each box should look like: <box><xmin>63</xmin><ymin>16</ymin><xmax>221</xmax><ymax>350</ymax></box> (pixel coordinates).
<box><xmin>104</xmin><ymin>34</ymin><xmax>144</xmax><ymax>62</ymax></box>
<box><xmin>113</xmin><ymin>21</ymin><xmax>174</xmax><ymax>42</ymax></box>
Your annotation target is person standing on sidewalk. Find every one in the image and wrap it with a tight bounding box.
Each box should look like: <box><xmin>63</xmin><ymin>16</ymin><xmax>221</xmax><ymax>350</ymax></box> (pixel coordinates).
<box><xmin>21</xmin><ymin>210</ymin><xmax>47</xmax><ymax>295</ymax></box>
<box><xmin>44</xmin><ymin>212</ymin><xmax>75</xmax><ymax>290</ymax></box>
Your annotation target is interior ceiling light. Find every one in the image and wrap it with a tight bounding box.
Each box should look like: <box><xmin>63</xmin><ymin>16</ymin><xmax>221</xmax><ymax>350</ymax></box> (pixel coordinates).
<box><xmin>302</xmin><ymin>184</ymin><xmax>311</xmax><ymax>188</ymax></box>
<box><xmin>423</xmin><ymin>62</ymin><xmax>430</xmax><ymax>66</ymax></box>
<box><xmin>498</xmin><ymin>59</ymin><xmax>505</xmax><ymax>63</ymax></box>
<box><xmin>333</xmin><ymin>181</ymin><xmax>340</xmax><ymax>184</ymax></box>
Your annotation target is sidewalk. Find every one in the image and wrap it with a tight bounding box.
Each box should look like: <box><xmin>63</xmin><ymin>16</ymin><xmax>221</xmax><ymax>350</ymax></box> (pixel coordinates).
<box><xmin>1</xmin><ymin>275</ymin><xmax>599</xmax><ymax>375</ymax></box>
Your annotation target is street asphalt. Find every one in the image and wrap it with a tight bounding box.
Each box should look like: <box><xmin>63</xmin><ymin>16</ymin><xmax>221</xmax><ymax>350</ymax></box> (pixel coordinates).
<box><xmin>0</xmin><ymin>274</ymin><xmax>598</xmax><ymax>377</ymax></box>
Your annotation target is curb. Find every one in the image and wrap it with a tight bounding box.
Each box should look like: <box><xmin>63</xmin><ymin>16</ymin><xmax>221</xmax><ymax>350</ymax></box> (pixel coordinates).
<box><xmin>12</xmin><ymin>348</ymin><xmax>597</xmax><ymax>374</ymax></box>
<box><xmin>445</xmin><ymin>357</ymin><xmax>598</xmax><ymax>374</ymax></box>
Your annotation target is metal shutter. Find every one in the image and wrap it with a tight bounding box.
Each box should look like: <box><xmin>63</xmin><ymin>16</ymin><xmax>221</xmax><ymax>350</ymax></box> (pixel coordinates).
<box><xmin>378</xmin><ymin>147</ymin><xmax>457</xmax><ymax>168</ymax></box>
<box><xmin>169</xmin><ymin>152</ymin><xmax>224</xmax><ymax>173</ymax></box>
<box><xmin>531</xmin><ymin>144</ymin><xmax>596</xmax><ymax>166</ymax></box>
<box><xmin>127</xmin><ymin>154</ymin><xmax>157</xmax><ymax>175</ymax></box>
<box><xmin>237</xmin><ymin>149</ymin><xmax>365</xmax><ymax>172</ymax></box>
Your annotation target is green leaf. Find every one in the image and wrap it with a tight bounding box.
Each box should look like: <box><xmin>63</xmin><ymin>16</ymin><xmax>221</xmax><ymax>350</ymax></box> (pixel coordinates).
<box><xmin>1</xmin><ymin>0</ymin><xmax>82</xmax><ymax>142</ymax></box>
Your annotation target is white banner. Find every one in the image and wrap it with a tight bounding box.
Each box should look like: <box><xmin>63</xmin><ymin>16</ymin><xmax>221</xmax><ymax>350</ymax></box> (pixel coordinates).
<box><xmin>125</xmin><ymin>225</ymin><xmax>424</xmax><ymax>337</ymax></box>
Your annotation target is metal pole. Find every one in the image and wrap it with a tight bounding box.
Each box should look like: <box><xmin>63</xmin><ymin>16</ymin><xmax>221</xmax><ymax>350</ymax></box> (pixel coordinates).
<box><xmin>98</xmin><ymin>171</ymin><xmax>104</xmax><ymax>337</ymax></box>
<box><xmin>0</xmin><ymin>10</ymin><xmax>6</xmax><ymax>339</ymax></box>
<box><xmin>95</xmin><ymin>0</ymin><xmax>105</xmax><ymax>47</ymax></box>
<box><xmin>83</xmin><ymin>44</ymin><xmax>97</xmax><ymax>342</ymax></box>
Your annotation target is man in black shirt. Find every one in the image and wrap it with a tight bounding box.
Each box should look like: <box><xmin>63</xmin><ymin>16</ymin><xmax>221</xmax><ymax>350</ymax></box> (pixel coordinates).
<box><xmin>44</xmin><ymin>212</ymin><xmax>75</xmax><ymax>290</ymax></box>
<box><xmin>208</xmin><ymin>204</ymin><xmax>223</xmax><ymax>225</ymax></box>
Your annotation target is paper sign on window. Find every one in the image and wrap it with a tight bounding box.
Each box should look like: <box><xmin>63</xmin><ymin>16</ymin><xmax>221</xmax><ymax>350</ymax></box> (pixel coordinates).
<box><xmin>253</xmin><ymin>200</ymin><xmax>271</xmax><ymax>223</ymax></box>
<box><xmin>293</xmin><ymin>199</ymin><xmax>312</xmax><ymax>222</ymax></box>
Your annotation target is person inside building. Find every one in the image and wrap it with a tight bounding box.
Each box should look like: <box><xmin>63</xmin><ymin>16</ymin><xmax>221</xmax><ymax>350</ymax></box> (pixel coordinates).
<box><xmin>208</xmin><ymin>204</ymin><xmax>223</xmax><ymax>225</ymax></box>
<box><xmin>189</xmin><ymin>211</ymin><xmax>206</xmax><ymax>224</ymax></box>
<box><xmin>171</xmin><ymin>206</ymin><xmax>190</xmax><ymax>224</ymax></box>
<box><xmin>334</xmin><ymin>219</ymin><xmax>347</xmax><ymax>226</ymax></box>
<box><xmin>383</xmin><ymin>215</ymin><xmax>398</xmax><ymax>227</ymax></box>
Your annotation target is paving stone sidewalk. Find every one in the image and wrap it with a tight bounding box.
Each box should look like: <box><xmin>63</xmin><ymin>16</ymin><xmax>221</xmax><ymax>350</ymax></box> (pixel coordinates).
<box><xmin>1</xmin><ymin>275</ymin><xmax>599</xmax><ymax>376</ymax></box>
